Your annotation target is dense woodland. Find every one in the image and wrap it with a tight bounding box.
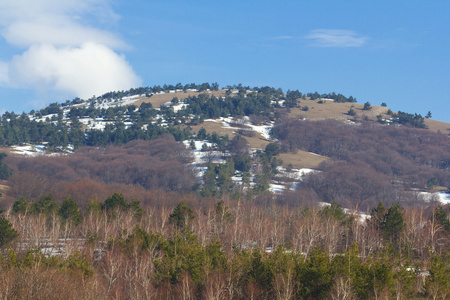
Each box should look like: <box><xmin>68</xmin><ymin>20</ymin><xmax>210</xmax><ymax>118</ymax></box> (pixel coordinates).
<box><xmin>0</xmin><ymin>83</ymin><xmax>449</xmax><ymax>299</ymax></box>
<box><xmin>0</xmin><ymin>191</ymin><xmax>450</xmax><ymax>299</ymax></box>
<box><xmin>273</xmin><ymin>119</ymin><xmax>450</xmax><ymax>210</ymax></box>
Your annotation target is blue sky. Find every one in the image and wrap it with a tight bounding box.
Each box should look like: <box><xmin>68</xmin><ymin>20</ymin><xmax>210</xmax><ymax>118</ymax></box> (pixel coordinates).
<box><xmin>0</xmin><ymin>0</ymin><xmax>449</xmax><ymax>123</ymax></box>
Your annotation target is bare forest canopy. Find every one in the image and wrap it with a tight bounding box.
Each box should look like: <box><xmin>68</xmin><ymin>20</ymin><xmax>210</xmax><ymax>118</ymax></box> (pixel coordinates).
<box><xmin>3</xmin><ymin>136</ymin><xmax>196</xmax><ymax>207</ymax></box>
<box><xmin>1</xmin><ymin>191</ymin><xmax>450</xmax><ymax>299</ymax></box>
<box><xmin>273</xmin><ymin>119</ymin><xmax>450</xmax><ymax>209</ymax></box>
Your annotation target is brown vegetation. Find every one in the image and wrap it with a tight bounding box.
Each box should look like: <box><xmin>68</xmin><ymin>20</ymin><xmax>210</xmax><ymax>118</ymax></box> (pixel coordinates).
<box><xmin>1</xmin><ymin>195</ymin><xmax>449</xmax><ymax>299</ymax></box>
<box><xmin>3</xmin><ymin>136</ymin><xmax>197</xmax><ymax>207</ymax></box>
<box><xmin>274</xmin><ymin>118</ymin><xmax>450</xmax><ymax>210</ymax></box>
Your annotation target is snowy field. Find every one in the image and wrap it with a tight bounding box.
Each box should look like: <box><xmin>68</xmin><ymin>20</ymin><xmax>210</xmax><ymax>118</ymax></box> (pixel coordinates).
<box><xmin>11</xmin><ymin>144</ymin><xmax>73</xmax><ymax>156</ymax></box>
<box><xmin>419</xmin><ymin>191</ymin><xmax>450</xmax><ymax>205</ymax></box>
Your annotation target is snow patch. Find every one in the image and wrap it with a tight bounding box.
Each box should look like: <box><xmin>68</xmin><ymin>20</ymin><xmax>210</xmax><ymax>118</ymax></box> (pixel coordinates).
<box><xmin>420</xmin><ymin>192</ymin><xmax>450</xmax><ymax>205</ymax></box>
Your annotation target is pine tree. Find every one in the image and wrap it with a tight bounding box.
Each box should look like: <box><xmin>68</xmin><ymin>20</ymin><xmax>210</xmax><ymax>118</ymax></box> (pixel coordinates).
<box><xmin>169</xmin><ymin>201</ymin><xmax>195</xmax><ymax>229</ymax></box>
<box><xmin>0</xmin><ymin>217</ymin><xmax>19</xmax><ymax>247</ymax></box>
<box><xmin>382</xmin><ymin>204</ymin><xmax>404</xmax><ymax>246</ymax></box>
<box><xmin>59</xmin><ymin>196</ymin><xmax>82</xmax><ymax>225</ymax></box>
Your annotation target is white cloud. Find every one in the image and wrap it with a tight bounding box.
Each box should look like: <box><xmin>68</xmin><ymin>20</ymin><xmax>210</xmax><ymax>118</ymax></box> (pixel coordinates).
<box><xmin>305</xmin><ymin>29</ymin><xmax>368</xmax><ymax>48</ymax></box>
<box><xmin>4</xmin><ymin>19</ymin><xmax>125</xmax><ymax>49</ymax></box>
<box><xmin>9</xmin><ymin>43</ymin><xmax>141</xmax><ymax>99</ymax></box>
<box><xmin>0</xmin><ymin>0</ymin><xmax>141</xmax><ymax>101</ymax></box>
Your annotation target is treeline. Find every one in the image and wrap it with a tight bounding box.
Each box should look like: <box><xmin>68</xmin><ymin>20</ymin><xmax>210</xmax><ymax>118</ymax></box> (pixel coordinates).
<box><xmin>56</xmin><ymin>82</ymin><xmax>220</xmax><ymax>110</ymax></box>
<box><xmin>394</xmin><ymin>111</ymin><xmax>427</xmax><ymax>128</ymax></box>
<box><xmin>273</xmin><ymin>118</ymin><xmax>450</xmax><ymax>209</ymax></box>
<box><xmin>0</xmin><ymin>85</ymin><xmax>288</xmax><ymax>148</ymax></box>
<box><xmin>0</xmin><ymin>108</ymin><xmax>192</xmax><ymax>148</ymax></box>
<box><xmin>306</xmin><ymin>91</ymin><xmax>356</xmax><ymax>102</ymax></box>
<box><xmin>1</xmin><ymin>193</ymin><xmax>450</xmax><ymax>299</ymax></box>
<box><xmin>183</xmin><ymin>92</ymin><xmax>273</xmax><ymax>120</ymax></box>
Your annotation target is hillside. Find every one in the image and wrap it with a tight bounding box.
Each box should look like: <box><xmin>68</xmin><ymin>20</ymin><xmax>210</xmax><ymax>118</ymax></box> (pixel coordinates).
<box><xmin>0</xmin><ymin>84</ymin><xmax>448</xmax><ymax>209</ymax></box>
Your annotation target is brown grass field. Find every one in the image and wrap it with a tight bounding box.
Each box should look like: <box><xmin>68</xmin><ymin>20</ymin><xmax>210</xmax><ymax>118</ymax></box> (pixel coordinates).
<box><xmin>289</xmin><ymin>99</ymin><xmax>450</xmax><ymax>133</ymax></box>
<box><xmin>424</xmin><ymin>118</ymin><xmax>450</xmax><ymax>134</ymax></box>
<box><xmin>0</xmin><ymin>147</ymin><xmax>13</xmax><ymax>155</ymax></box>
<box><xmin>132</xmin><ymin>90</ymin><xmax>228</xmax><ymax>108</ymax></box>
<box><xmin>288</xmin><ymin>99</ymin><xmax>392</xmax><ymax>122</ymax></box>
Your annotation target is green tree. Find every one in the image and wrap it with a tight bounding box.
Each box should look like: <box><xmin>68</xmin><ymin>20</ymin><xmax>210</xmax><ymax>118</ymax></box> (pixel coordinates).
<box><xmin>0</xmin><ymin>217</ymin><xmax>19</xmax><ymax>247</ymax></box>
<box><xmin>425</xmin><ymin>253</ymin><xmax>450</xmax><ymax>299</ymax></box>
<box><xmin>347</xmin><ymin>107</ymin><xmax>356</xmax><ymax>116</ymax></box>
<box><xmin>130</xmin><ymin>198</ymin><xmax>145</xmax><ymax>221</ymax></box>
<box><xmin>363</xmin><ymin>102</ymin><xmax>372</xmax><ymax>110</ymax></box>
<box><xmin>0</xmin><ymin>152</ymin><xmax>13</xmax><ymax>180</ymax></box>
<box><xmin>58</xmin><ymin>196</ymin><xmax>82</xmax><ymax>225</ymax></box>
<box><xmin>202</xmin><ymin>163</ymin><xmax>218</xmax><ymax>197</ymax></box>
<box><xmin>264</xmin><ymin>143</ymin><xmax>279</xmax><ymax>160</ymax></box>
<box><xmin>433</xmin><ymin>206</ymin><xmax>450</xmax><ymax>232</ymax></box>
<box><xmin>169</xmin><ymin>201</ymin><xmax>195</xmax><ymax>229</ymax></box>
<box><xmin>86</xmin><ymin>198</ymin><xmax>102</xmax><ymax>215</ymax></box>
<box><xmin>154</xmin><ymin>231</ymin><xmax>206</xmax><ymax>286</ymax></box>
<box><xmin>370</xmin><ymin>201</ymin><xmax>387</xmax><ymax>231</ymax></box>
<box><xmin>319</xmin><ymin>202</ymin><xmax>346</xmax><ymax>221</ymax></box>
<box><xmin>382</xmin><ymin>204</ymin><xmax>404</xmax><ymax>246</ymax></box>
<box><xmin>33</xmin><ymin>194</ymin><xmax>59</xmax><ymax>215</ymax></box>
<box><xmin>12</xmin><ymin>197</ymin><xmax>32</xmax><ymax>215</ymax></box>
<box><xmin>102</xmin><ymin>193</ymin><xmax>129</xmax><ymax>212</ymax></box>
<box><xmin>217</xmin><ymin>158</ymin><xmax>235</xmax><ymax>193</ymax></box>
<box><xmin>296</xmin><ymin>248</ymin><xmax>334</xmax><ymax>299</ymax></box>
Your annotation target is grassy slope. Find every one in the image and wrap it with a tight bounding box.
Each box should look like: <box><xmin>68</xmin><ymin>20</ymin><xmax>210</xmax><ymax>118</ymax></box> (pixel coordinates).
<box><xmin>288</xmin><ymin>99</ymin><xmax>391</xmax><ymax>122</ymax></box>
<box><xmin>132</xmin><ymin>90</ymin><xmax>227</xmax><ymax>108</ymax></box>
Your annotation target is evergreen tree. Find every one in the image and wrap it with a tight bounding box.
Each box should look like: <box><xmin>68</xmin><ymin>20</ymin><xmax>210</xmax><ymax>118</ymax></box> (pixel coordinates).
<box><xmin>425</xmin><ymin>253</ymin><xmax>450</xmax><ymax>299</ymax></box>
<box><xmin>33</xmin><ymin>194</ymin><xmax>59</xmax><ymax>215</ymax></box>
<box><xmin>434</xmin><ymin>206</ymin><xmax>450</xmax><ymax>233</ymax></box>
<box><xmin>12</xmin><ymin>197</ymin><xmax>32</xmax><ymax>215</ymax></box>
<box><xmin>0</xmin><ymin>217</ymin><xmax>19</xmax><ymax>247</ymax></box>
<box><xmin>0</xmin><ymin>152</ymin><xmax>13</xmax><ymax>180</ymax></box>
<box><xmin>169</xmin><ymin>201</ymin><xmax>195</xmax><ymax>229</ymax></box>
<box><xmin>363</xmin><ymin>102</ymin><xmax>372</xmax><ymax>110</ymax></box>
<box><xmin>59</xmin><ymin>196</ymin><xmax>82</xmax><ymax>225</ymax></box>
<box><xmin>102</xmin><ymin>193</ymin><xmax>129</xmax><ymax>212</ymax></box>
<box><xmin>382</xmin><ymin>204</ymin><xmax>404</xmax><ymax>246</ymax></box>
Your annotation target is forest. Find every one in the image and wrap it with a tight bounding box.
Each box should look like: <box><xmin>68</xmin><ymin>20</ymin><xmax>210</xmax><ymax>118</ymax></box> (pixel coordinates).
<box><xmin>0</xmin><ymin>189</ymin><xmax>450</xmax><ymax>299</ymax></box>
<box><xmin>0</xmin><ymin>83</ymin><xmax>449</xmax><ymax>299</ymax></box>
<box><xmin>0</xmin><ymin>128</ymin><xmax>448</xmax><ymax>298</ymax></box>
<box><xmin>273</xmin><ymin>118</ymin><xmax>450</xmax><ymax>210</ymax></box>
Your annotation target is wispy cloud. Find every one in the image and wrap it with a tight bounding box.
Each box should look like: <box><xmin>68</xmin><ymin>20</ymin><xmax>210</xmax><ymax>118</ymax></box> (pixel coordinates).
<box><xmin>305</xmin><ymin>29</ymin><xmax>368</xmax><ymax>48</ymax></box>
<box><xmin>0</xmin><ymin>0</ymin><xmax>141</xmax><ymax>101</ymax></box>
<box><xmin>271</xmin><ymin>36</ymin><xmax>294</xmax><ymax>40</ymax></box>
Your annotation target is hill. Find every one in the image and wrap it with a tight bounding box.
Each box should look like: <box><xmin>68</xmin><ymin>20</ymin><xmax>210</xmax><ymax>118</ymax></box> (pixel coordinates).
<box><xmin>0</xmin><ymin>83</ymin><xmax>448</xmax><ymax>211</ymax></box>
